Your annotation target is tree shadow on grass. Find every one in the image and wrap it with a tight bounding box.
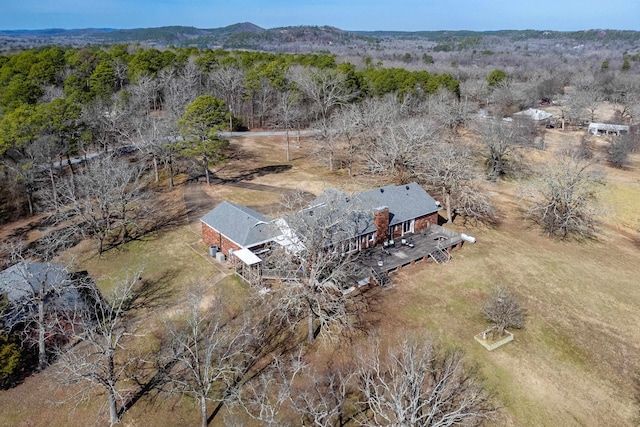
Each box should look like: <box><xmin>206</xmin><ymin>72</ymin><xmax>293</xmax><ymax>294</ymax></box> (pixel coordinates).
<box><xmin>349</xmin><ymin>284</ymin><xmax>386</xmax><ymax>339</ymax></box>
<box><xmin>212</xmin><ymin>164</ymin><xmax>293</xmax><ymax>184</ymax></box>
<box><xmin>124</xmin><ymin>269</ymin><xmax>180</xmax><ymax>312</ymax></box>
<box><xmin>224</xmin><ymin>146</ymin><xmax>259</xmax><ymax>164</ymax></box>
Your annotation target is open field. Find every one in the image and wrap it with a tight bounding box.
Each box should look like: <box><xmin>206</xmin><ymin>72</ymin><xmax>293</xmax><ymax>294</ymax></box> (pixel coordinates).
<box><xmin>385</xmin><ymin>191</ymin><xmax>640</xmax><ymax>426</ymax></box>
<box><xmin>1</xmin><ymin>127</ymin><xmax>639</xmax><ymax>426</ymax></box>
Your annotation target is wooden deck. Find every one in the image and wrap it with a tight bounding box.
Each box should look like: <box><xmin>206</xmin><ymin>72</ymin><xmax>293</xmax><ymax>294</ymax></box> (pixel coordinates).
<box><xmin>358</xmin><ymin>224</ymin><xmax>463</xmax><ymax>275</ymax></box>
<box><xmin>235</xmin><ymin>224</ymin><xmax>465</xmax><ymax>287</ymax></box>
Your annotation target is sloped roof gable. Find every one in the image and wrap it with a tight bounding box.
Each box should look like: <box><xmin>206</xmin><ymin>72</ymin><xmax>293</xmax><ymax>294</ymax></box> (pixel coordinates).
<box><xmin>358</xmin><ymin>182</ymin><xmax>440</xmax><ymax>227</ymax></box>
<box><xmin>305</xmin><ymin>183</ymin><xmax>440</xmax><ymax>236</ymax></box>
<box><xmin>200</xmin><ymin>201</ymin><xmax>277</xmax><ymax>248</ymax></box>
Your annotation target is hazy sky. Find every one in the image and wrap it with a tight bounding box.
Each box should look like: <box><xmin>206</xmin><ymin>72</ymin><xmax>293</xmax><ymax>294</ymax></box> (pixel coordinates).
<box><xmin>2</xmin><ymin>0</ymin><xmax>639</xmax><ymax>31</ymax></box>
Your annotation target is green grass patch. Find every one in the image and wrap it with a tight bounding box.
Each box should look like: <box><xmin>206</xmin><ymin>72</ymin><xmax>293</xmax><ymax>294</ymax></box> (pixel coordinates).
<box><xmin>535</xmin><ymin>323</ymin><xmax>589</xmax><ymax>368</ymax></box>
<box><xmin>215</xmin><ymin>274</ymin><xmax>251</xmax><ymax>309</ymax></box>
<box><xmin>599</xmin><ymin>181</ymin><xmax>640</xmax><ymax>230</ymax></box>
<box><xmin>79</xmin><ymin>226</ymin><xmax>220</xmax><ymax>297</ymax></box>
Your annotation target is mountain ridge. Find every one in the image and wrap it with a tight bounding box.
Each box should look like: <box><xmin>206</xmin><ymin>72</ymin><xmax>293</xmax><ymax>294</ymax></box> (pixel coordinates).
<box><xmin>1</xmin><ymin>23</ymin><xmax>639</xmax><ymax>53</ymax></box>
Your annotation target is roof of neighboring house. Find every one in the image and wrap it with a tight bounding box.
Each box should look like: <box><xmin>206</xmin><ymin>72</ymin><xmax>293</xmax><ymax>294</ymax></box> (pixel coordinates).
<box><xmin>200</xmin><ymin>201</ymin><xmax>279</xmax><ymax>248</ymax></box>
<box><xmin>0</xmin><ymin>262</ymin><xmax>86</xmax><ymax>329</ymax></box>
<box><xmin>514</xmin><ymin>108</ymin><xmax>553</xmax><ymax>121</ymax></box>
<box><xmin>0</xmin><ymin>262</ymin><xmax>71</xmax><ymax>303</ymax></box>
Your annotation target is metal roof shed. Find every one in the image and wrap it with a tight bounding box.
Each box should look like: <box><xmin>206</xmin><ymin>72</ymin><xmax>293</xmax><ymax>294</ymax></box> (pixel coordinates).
<box><xmin>233</xmin><ymin>248</ymin><xmax>262</xmax><ymax>265</ymax></box>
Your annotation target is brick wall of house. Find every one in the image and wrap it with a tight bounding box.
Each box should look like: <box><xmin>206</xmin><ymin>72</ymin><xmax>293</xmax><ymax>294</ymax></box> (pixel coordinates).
<box><xmin>202</xmin><ymin>223</ymin><xmax>241</xmax><ymax>258</ymax></box>
<box><xmin>415</xmin><ymin>212</ymin><xmax>438</xmax><ymax>232</ymax></box>
<box><xmin>389</xmin><ymin>212</ymin><xmax>439</xmax><ymax>240</ymax></box>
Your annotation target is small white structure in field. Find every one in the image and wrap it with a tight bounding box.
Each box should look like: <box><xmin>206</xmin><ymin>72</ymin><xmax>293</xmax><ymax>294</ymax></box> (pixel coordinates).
<box><xmin>588</xmin><ymin>122</ymin><xmax>629</xmax><ymax>136</ymax></box>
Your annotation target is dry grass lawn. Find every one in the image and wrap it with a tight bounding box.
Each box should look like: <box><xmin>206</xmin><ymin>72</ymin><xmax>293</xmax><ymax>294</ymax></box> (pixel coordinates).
<box><xmin>1</xmin><ymin>126</ymin><xmax>639</xmax><ymax>426</ymax></box>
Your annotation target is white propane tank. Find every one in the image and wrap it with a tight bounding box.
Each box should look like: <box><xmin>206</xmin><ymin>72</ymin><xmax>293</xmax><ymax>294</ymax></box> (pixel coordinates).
<box><xmin>460</xmin><ymin>233</ymin><xmax>476</xmax><ymax>243</ymax></box>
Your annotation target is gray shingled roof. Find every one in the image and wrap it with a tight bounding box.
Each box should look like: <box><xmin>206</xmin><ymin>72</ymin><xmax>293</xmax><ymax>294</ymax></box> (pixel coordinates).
<box><xmin>358</xmin><ymin>182</ymin><xmax>440</xmax><ymax>228</ymax></box>
<box><xmin>200</xmin><ymin>201</ymin><xmax>279</xmax><ymax>248</ymax></box>
<box><xmin>0</xmin><ymin>262</ymin><xmax>83</xmax><ymax>329</ymax></box>
<box><xmin>296</xmin><ymin>183</ymin><xmax>440</xmax><ymax>243</ymax></box>
<box><xmin>201</xmin><ymin>184</ymin><xmax>440</xmax><ymax>252</ymax></box>
<box><xmin>286</xmin><ymin>190</ymin><xmax>374</xmax><ymax>248</ymax></box>
<box><xmin>0</xmin><ymin>262</ymin><xmax>71</xmax><ymax>303</ymax></box>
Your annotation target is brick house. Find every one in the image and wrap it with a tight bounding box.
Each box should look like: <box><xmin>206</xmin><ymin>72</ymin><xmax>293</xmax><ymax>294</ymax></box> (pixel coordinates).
<box><xmin>201</xmin><ymin>183</ymin><xmax>442</xmax><ymax>262</ymax></box>
<box><xmin>358</xmin><ymin>182</ymin><xmax>440</xmax><ymax>246</ymax></box>
<box><xmin>201</xmin><ymin>201</ymin><xmax>280</xmax><ymax>259</ymax></box>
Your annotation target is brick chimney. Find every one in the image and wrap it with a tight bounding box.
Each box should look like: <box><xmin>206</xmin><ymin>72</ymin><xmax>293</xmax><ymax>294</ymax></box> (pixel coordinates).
<box><xmin>373</xmin><ymin>206</ymin><xmax>389</xmax><ymax>246</ymax></box>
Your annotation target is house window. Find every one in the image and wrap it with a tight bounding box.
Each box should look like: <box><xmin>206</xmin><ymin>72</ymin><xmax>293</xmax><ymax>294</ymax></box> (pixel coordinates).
<box><xmin>402</xmin><ymin>219</ymin><xmax>415</xmax><ymax>235</ymax></box>
<box><xmin>341</xmin><ymin>238</ymin><xmax>359</xmax><ymax>254</ymax></box>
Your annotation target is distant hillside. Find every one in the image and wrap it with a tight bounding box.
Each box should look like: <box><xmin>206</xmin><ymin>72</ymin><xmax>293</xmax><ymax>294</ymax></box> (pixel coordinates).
<box><xmin>356</xmin><ymin>28</ymin><xmax>640</xmax><ymax>43</ymax></box>
<box><xmin>1</xmin><ymin>23</ymin><xmax>639</xmax><ymax>53</ymax></box>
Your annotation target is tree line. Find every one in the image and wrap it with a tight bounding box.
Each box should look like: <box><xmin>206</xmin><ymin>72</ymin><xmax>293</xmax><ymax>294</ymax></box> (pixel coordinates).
<box><xmin>0</xmin><ymin>45</ymin><xmax>460</xmax><ymax>221</ymax></box>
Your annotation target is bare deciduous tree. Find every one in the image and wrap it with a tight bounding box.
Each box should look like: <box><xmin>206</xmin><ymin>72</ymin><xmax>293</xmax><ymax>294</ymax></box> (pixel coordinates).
<box><xmin>366</xmin><ymin>116</ymin><xmax>437</xmax><ymax>183</ymax></box>
<box><xmin>607</xmin><ymin>133</ymin><xmax>638</xmax><ymax>169</ymax></box>
<box><xmin>266</xmin><ymin>190</ymin><xmax>372</xmax><ymax>343</ymax></box>
<box><xmin>355</xmin><ymin>334</ymin><xmax>496</xmax><ymax>426</ymax></box>
<box><xmin>129</xmin><ymin>73</ymin><xmax>162</xmax><ymax>111</ymax></box>
<box><xmin>165</xmin><ymin>284</ymin><xmax>302</xmax><ymax>426</ymax></box>
<box><xmin>460</xmin><ymin>77</ymin><xmax>488</xmax><ymax>105</ymax></box>
<box><xmin>53</xmin><ymin>272</ymin><xmax>162</xmax><ymax>426</ymax></box>
<box><xmin>290</xmin><ymin>361</ymin><xmax>355</xmax><ymax>427</ymax></box>
<box><xmin>482</xmin><ymin>286</ymin><xmax>525</xmax><ymax>337</ymax></box>
<box><xmin>230</xmin><ymin>351</ymin><xmax>304</xmax><ymax>426</ymax></box>
<box><xmin>158</xmin><ymin>63</ymin><xmax>202</xmax><ymax>115</ymax></box>
<box><xmin>427</xmin><ymin>87</ymin><xmax>475</xmax><ymax>135</ymax></box>
<box><xmin>53</xmin><ymin>154</ymin><xmax>149</xmax><ymax>254</ymax></box>
<box><xmin>524</xmin><ymin>155</ymin><xmax>604</xmax><ymax>238</ymax></box>
<box><xmin>568</xmin><ymin>74</ymin><xmax>603</xmax><ymax>124</ymax></box>
<box><xmin>325</xmin><ymin>94</ymin><xmax>405</xmax><ymax>175</ymax></box>
<box><xmin>489</xmin><ymin>79</ymin><xmax>533</xmax><ymax>118</ymax></box>
<box><xmin>451</xmin><ymin>182</ymin><xmax>498</xmax><ymax>226</ymax></box>
<box><xmin>324</xmin><ymin>105</ymin><xmax>359</xmax><ymax>173</ymax></box>
<box><xmin>131</xmin><ymin>108</ymin><xmax>181</xmax><ymax>187</ymax></box>
<box><xmin>165</xmin><ymin>290</ymin><xmax>250</xmax><ymax>427</ymax></box>
<box><xmin>475</xmin><ymin>116</ymin><xmax>537</xmax><ymax>180</ymax></box>
<box><xmin>418</xmin><ymin>143</ymin><xmax>476</xmax><ymax>223</ymax></box>
<box><xmin>207</xmin><ymin>65</ymin><xmax>247</xmax><ymax>119</ymax></box>
<box><xmin>290</xmin><ymin>65</ymin><xmax>359</xmax><ymax>132</ymax></box>
<box><xmin>81</xmin><ymin>96</ymin><xmax>133</xmax><ymax>153</ymax></box>
<box><xmin>273</xmin><ymin>88</ymin><xmax>303</xmax><ymax>162</ymax></box>
<box><xmin>1</xmin><ymin>246</ymin><xmax>75</xmax><ymax>370</ymax></box>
